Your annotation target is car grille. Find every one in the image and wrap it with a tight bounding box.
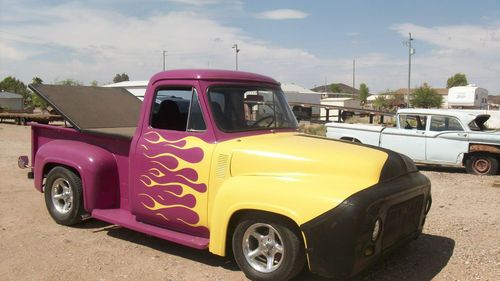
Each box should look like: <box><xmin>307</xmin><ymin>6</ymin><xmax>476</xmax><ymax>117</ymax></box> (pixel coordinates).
<box><xmin>382</xmin><ymin>195</ymin><xmax>424</xmax><ymax>249</ymax></box>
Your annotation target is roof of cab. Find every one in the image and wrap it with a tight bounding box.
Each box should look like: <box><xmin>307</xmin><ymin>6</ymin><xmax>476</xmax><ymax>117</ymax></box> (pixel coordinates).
<box><xmin>150</xmin><ymin>69</ymin><xmax>279</xmax><ymax>85</ymax></box>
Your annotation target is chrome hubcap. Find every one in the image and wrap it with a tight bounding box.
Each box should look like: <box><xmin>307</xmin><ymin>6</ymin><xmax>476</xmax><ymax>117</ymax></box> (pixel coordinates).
<box><xmin>242</xmin><ymin>223</ymin><xmax>284</xmax><ymax>273</ymax></box>
<box><xmin>51</xmin><ymin>178</ymin><xmax>73</xmax><ymax>214</ymax></box>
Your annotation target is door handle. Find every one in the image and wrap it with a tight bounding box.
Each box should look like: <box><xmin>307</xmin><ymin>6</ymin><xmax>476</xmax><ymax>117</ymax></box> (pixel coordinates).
<box><xmin>457</xmin><ymin>133</ymin><xmax>468</xmax><ymax>137</ymax></box>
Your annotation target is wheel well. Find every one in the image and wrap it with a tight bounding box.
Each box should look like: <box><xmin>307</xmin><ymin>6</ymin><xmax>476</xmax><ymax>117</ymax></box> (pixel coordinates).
<box><xmin>463</xmin><ymin>151</ymin><xmax>500</xmax><ymax>165</ymax></box>
<box><xmin>225</xmin><ymin>209</ymin><xmax>303</xmax><ymax>257</ymax></box>
<box><xmin>42</xmin><ymin>163</ymin><xmax>81</xmax><ymax>192</ymax></box>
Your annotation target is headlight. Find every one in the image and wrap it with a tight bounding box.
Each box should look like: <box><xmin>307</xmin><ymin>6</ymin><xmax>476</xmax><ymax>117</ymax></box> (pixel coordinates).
<box><xmin>372</xmin><ymin>218</ymin><xmax>382</xmax><ymax>242</ymax></box>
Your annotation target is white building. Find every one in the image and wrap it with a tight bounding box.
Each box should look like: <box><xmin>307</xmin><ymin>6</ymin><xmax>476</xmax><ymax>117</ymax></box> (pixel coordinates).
<box><xmin>0</xmin><ymin>91</ymin><xmax>24</xmax><ymax>111</ymax></box>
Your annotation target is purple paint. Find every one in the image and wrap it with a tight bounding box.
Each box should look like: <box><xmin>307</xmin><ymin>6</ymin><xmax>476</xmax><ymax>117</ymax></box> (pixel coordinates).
<box><xmin>30</xmin><ymin>69</ymin><xmax>288</xmax><ymax>244</ymax></box>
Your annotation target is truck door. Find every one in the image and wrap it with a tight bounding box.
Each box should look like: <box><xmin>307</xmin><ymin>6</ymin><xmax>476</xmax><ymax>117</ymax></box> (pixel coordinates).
<box><xmin>379</xmin><ymin>114</ymin><xmax>427</xmax><ymax>161</ymax></box>
<box><xmin>425</xmin><ymin>115</ymin><xmax>468</xmax><ymax>164</ymax></box>
<box><xmin>131</xmin><ymin>83</ymin><xmax>215</xmax><ymax>238</ymax></box>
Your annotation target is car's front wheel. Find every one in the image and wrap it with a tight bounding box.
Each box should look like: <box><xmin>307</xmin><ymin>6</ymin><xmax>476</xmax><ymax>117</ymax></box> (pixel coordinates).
<box><xmin>232</xmin><ymin>214</ymin><xmax>305</xmax><ymax>281</ymax></box>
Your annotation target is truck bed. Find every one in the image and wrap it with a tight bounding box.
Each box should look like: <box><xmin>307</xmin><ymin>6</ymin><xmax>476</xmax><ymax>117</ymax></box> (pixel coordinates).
<box><xmin>29</xmin><ymin>84</ymin><xmax>141</xmax><ymax>140</ymax></box>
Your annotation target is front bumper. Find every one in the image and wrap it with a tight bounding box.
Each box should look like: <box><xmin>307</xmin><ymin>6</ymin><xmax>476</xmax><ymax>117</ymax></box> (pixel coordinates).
<box><xmin>300</xmin><ymin>171</ymin><xmax>431</xmax><ymax>279</ymax></box>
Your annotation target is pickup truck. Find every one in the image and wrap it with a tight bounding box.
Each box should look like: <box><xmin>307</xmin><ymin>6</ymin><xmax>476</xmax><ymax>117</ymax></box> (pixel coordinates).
<box><xmin>20</xmin><ymin>70</ymin><xmax>431</xmax><ymax>281</ymax></box>
<box><xmin>326</xmin><ymin>108</ymin><xmax>500</xmax><ymax>175</ymax></box>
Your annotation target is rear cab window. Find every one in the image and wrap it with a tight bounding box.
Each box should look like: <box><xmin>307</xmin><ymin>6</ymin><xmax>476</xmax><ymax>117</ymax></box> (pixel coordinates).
<box><xmin>151</xmin><ymin>87</ymin><xmax>206</xmax><ymax>132</ymax></box>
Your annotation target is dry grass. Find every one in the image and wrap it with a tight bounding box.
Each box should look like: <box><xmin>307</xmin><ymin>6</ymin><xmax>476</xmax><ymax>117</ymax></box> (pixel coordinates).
<box><xmin>298</xmin><ymin>123</ymin><xmax>326</xmax><ymax>136</ymax></box>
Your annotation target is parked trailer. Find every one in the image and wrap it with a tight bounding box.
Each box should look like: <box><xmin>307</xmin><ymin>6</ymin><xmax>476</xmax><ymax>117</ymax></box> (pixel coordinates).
<box><xmin>448</xmin><ymin>85</ymin><xmax>488</xmax><ymax>109</ymax></box>
<box><xmin>0</xmin><ymin>112</ymin><xmax>62</xmax><ymax>125</ymax></box>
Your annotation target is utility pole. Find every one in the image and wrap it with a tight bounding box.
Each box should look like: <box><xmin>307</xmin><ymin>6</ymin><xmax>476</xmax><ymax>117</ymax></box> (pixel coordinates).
<box><xmin>352</xmin><ymin>59</ymin><xmax>356</xmax><ymax>96</ymax></box>
<box><xmin>162</xmin><ymin>50</ymin><xmax>168</xmax><ymax>71</ymax></box>
<box><xmin>405</xmin><ymin>33</ymin><xmax>415</xmax><ymax>107</ymax></box>
<box><xmin>232</xmin><ymin>44</ymin><xmax>240</xmax><ymax>70</ymax></box>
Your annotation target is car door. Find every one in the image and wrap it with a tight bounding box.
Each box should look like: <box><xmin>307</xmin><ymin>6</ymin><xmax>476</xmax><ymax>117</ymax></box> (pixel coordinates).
<box><xmin>132</xmin><ymin>82</ymin><xmax>214</xmax><ymax>238</ymax></box>
<box><xmin>379</xmin><ymin>114</ymin><xmax>427</xmax><ymax>161</ymax></box>
<box><xmin>425</xmin><ymin>115</ymin><xmax>469</xmax><ymax>164</ymax></box>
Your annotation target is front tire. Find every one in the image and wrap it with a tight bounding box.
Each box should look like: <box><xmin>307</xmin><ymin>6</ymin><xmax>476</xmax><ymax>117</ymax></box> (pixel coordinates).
<box><xmin>465</xmin><ymin>154</ymin><xmax>499</xmax><ymax>175</ymax></box>
<box><xmin>44</xmin><ymin>167</ymin><xmax>85</xmax><ymax>225</ymax></box>
<box><xmin>232</xmin><ymin>214</ymin><xmax>305</xmax><ymax>281</ymax></box>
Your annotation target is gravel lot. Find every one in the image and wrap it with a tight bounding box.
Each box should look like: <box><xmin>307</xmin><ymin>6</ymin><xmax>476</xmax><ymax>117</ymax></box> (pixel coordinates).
<box><xmin>0</xmin><ymin>123</ymin><xmax>499</xmax><ymax>281</ymax></box>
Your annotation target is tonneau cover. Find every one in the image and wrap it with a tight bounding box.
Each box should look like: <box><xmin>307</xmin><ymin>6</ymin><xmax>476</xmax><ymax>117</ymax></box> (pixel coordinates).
<box><xmin>29</xmin><ymin>84</ymin><xmax>142</xmax><ymax>139</ymax></box>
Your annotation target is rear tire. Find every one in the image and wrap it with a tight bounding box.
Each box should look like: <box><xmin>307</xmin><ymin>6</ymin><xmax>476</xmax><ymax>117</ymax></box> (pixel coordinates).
<box><xmin>44</xmin><ymin>167</ymin><xmax>85</xmax><ymax>225</ymax></box>
<box><xmin>465</xmin><ymin>154</ymin><xmax>499</xmax><ymax>175</ymax></box>
<box><xmin>232</xmin><ymin>214</ymin><xmax>305</xmax><ymax>281</ymax></box>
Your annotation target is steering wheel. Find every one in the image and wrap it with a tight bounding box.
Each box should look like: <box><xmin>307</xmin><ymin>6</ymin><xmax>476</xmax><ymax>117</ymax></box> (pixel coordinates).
<box><xmin>251</xmin><ymin>115</ymin><xmax>275</xmax><ymax>128</ymax></box>
<box><xmin>405</xmin><ymin>121</ymin><xmax>412</xmax><ymax>129</ymax></box>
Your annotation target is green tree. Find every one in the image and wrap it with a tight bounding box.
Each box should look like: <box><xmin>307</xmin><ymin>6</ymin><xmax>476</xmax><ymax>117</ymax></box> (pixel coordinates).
<box><xmin>359</xmin><ymin>83</ymin><xmax>369</xmax><ymax>105</ymax></box>
<box><xmin>113</xmin><ymin>73</ymin><xmax>129</xmax><ymax>83</ymax></box>
<box><xmin>90</xmin><ymin>80</ymin><xmax>99</xmax><ymax>86</ymax></box>
<box><xmin>329</xmin><ymin>83</ymin><xmax>342</xmax><ymax>93</ymax></box>
<box><xmin>372</xmin><ymin>96</ymin><xmax>389</xmax><ymax>110</ymax></box>
<box><xmin>56</xmin><ymin>79</ymin><xmax>82</xmax><ymax>86</ymax></box>
<box><xmin>410</xmin><ymin>83</ymin><xmax>443</xmax><ymax>108</ymax></box>
<box><xmin>30</xmin><ymin>77</ymin><xmax>48</xmax><ymax>110</ymax></box>
<box><xmin>0</xmin><ymin>76</ymin><xmax>30</xmax><ymax>108</ymax></box>
<box><xmin>446</xmin><ymin>73</ymin><xmax>468</xmax><ymax>88</ymax></box>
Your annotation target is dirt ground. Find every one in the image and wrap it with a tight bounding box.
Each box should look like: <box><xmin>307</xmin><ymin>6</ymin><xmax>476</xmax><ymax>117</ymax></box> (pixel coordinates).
<box><xmin>0</xmin><ymin>122</ymin><xmax>499</xmax><ymax>281</ymax></box>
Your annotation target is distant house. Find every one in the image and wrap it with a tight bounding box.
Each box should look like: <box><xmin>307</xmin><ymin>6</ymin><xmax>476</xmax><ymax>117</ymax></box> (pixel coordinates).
<box><xmin>311</xmin><ymin>83</ymin><xmax>359</xmax><ymax>98</ymax></box>
<box><xmin>0</xmin><ymin>91</ymin><xmax>24</xmax><ymax>111</ymax></box>
<box><xmin>103</xmin><ymin>81</ymin><xmax>148</xmax><ymax>100</ymax></box>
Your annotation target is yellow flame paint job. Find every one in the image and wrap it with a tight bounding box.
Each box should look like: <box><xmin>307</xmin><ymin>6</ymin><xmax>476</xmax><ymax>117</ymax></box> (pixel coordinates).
<box><xmin>139</xmin><ymin>132</ymin><xmax>214</xmax><ymax>230</ymax></box>
<box><xmin>207</xmin><ymin>132</ymin><xmax>388</xmax><ymax>256</ymax></box>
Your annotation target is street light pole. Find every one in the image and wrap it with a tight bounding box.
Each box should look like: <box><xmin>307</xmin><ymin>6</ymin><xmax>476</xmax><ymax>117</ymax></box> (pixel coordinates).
<box><xmin>162</xmin><ymin>50</ymin><xmax>168</xmax><ymax>71</ymax></box>
<box><xmin>406</xmin><ymin>33</ymin><xmax>414</xmax><ymax>107</ymax></box>
<box><xmin>232</xmin><ymin>44</ymin><xmax>240</xmax><ymax>70</ymax></box>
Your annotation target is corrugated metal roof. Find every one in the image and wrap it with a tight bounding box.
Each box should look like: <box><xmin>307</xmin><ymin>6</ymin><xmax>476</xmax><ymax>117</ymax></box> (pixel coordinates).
<box><xmin>0</xmin><ymin>91</ymin><xmax>23</xmax><ymax>99</ymax></box>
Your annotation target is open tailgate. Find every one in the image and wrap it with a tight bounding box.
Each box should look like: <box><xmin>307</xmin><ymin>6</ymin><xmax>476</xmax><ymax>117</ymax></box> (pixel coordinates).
<box><xmin>29</xmin><ymin>84</ymin><xmax>142</xmax><ymax>139</ymax></box>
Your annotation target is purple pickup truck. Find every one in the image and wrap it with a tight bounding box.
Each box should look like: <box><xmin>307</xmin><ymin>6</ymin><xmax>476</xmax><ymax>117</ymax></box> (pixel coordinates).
<box><xmin>20</xmin><ymin>69</ymin><xmax>431</xmax><ymax>281</ymax></box>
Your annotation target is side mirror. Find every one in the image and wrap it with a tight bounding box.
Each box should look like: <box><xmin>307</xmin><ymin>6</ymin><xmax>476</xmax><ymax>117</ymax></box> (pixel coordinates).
<box><xmin>18</xmin><ymin>156</ymin><xmax>30</xmax><ymax>169</ymax></box>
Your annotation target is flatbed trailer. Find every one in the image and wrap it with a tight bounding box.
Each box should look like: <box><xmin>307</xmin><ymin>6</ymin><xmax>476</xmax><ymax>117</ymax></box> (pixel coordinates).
<box><xmin>0</xmin><ymin>112</ymin><xmax>62</xmax><ymax>125</ymax></box>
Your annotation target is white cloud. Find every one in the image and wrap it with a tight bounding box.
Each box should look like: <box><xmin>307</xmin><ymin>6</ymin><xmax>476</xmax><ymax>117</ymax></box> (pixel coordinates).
<box><xmin>0</xmin><ymin>2</ymin><xmax>320</xmax><ymax>86</ymax></box>
<box><xmin>390</xmin><ymin>23</ymin><xmax>500</xmax><ymax>93</ymax></box>
<box><xmin>166</xmin><ymin>0</ymin><xmax>221</xmax><ymax>6</ymax></box>
<box><xmin>255</xmin><ymin>9</ymin><xmax>309</xmax><ymax>20</ymax></box>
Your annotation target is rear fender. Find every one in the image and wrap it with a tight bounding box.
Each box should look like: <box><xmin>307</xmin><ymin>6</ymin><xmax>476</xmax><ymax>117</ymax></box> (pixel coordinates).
<box><xmin>34</xmin><ymin>140</ymin><xmax>120</xmax><ymax>212</ymax></box>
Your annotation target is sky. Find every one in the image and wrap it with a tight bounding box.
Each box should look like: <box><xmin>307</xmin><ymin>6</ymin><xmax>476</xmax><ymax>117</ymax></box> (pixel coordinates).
<box><xmin>1</xmin><ymin>0</ymin><xmax>500</xmax><ymax>94</ymax></box>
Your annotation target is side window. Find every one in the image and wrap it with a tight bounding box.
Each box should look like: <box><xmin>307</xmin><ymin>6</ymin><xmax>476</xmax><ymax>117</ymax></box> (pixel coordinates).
<box><xmin>151</xmin><ymin>87</ymin><xmax>206</xmax><ymax>131</ymax></box>
<box><xmin>430</xmin><ymin>116</ymin><xmax>464</xmax><ymax>132</ymax></box>
<box><xmin>400</xmin><ymin>114</ymin><xmax>427</xmax><ymax>130</ymax></box>
<box><xmin>187</xmin><ymin>91</ymin><xmax>206</xmax><ymax>131</ymax></box>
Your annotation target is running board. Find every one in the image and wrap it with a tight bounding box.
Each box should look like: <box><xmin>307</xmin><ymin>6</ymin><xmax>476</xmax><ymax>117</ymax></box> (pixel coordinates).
<box><xmin>92</xmin><ymin>209</ymin><xmax>209</xmax><ymax>249</ymax></box>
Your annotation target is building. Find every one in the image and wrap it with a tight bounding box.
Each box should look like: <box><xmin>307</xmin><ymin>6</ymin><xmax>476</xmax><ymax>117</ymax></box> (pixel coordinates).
<box><xmin>103</xmin><ymin>81</ymin><xmax>148</xmax><ymax>100</ymax></box>
<box><xmin>311</xmin><ymin>83</ymin><xmax>359</xmax><ymax>98</ymax></box>
<box><xmin>0</xmin><ymin>91</ymin><xmax>24</xmax><ymax>111</ymax></box>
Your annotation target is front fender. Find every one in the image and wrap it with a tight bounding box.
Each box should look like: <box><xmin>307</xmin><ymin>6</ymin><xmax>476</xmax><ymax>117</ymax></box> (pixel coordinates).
<box><xmin>208</xmin><ymin>174</ymin><xmax>374</xmax><ymax>256</ymax></box>
<box><xmin>34</xmin><ymin>140</ymin><xmax>119</xmax><ymax>212</ymax></box>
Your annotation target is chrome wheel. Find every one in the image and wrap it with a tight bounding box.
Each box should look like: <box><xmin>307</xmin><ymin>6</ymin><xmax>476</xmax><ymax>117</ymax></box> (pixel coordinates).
<box><xmin>51</xmin><ymin>178</ymin><xmax>73</xmax><ymax>214</ymax></box>
<box><xmin>242</xmin><ymin>223</ymin><xmax>284</xmax><ymax>273</ymax></box>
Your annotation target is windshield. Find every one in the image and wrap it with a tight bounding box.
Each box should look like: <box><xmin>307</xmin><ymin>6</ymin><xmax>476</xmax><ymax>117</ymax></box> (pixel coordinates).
<box><xmin>208</xmin><ymin>86</ymin><xmax>298</xmax><ymax>132</ymax></box>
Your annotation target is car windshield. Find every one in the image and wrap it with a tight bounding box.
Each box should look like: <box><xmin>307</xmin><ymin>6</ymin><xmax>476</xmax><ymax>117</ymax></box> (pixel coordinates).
<box><xmin>208</xmin><ymin>86</ymin><xmax>298</xmax><ymax>132</ymax></box>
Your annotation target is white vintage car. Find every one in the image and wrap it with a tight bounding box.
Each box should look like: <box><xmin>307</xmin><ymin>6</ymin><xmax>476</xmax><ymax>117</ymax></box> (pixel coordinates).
<box><xmin>326</xmin><ymin>108</ymin><xmax>500</xmax><ymax>175</ymax></box>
